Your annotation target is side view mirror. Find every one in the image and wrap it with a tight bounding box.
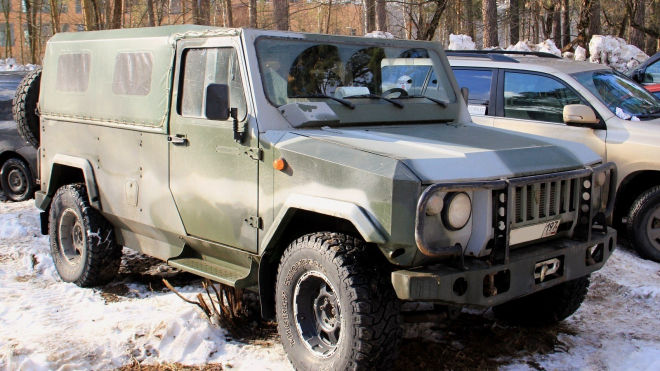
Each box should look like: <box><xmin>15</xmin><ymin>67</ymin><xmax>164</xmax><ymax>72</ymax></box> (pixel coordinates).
<box><xmin>563</xmin><ymin>104</ymin><xmax>600</xmax><ymax>127</ymax></box>
<box><xmin>630</xmin><ymin>69</ymin><xmax>644</xmax><ymax>83</ymax></box>
<box><xmin>460</xmin><ymin>87</ymin><xmax>469</xmax><ymax>104</ymax></box>
<box><xmin>206</xmin><ymin>83</ymin><xmax>230</xmax><ymax>121</ymax></box>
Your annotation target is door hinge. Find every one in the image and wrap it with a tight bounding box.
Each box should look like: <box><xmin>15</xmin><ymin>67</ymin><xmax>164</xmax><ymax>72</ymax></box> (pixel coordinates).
<box><xmin>244</xmin><ymin>148</ymin><xmax>263</xmax><ymax>161</ymax></box>
<box><xmin>246</xmin><ymin>216</ymin><xmax>262</xmax><ymax>229</ymax></box>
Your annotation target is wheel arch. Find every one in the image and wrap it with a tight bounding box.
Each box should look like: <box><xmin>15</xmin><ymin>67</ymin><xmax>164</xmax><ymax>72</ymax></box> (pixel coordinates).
<box><xmin>39</xmin><ymin>154</ymin><xmax>101</xmax><ymax>211</ymax></box>
<box><xmin>257</xmin><ymin>194</ymin><xmax>388</xmax><ymax>320</ymax></box>
<box><xmin>615</xmin><ymin>170</ymin><xmax>660</xmax><ymax>226</ymax></box>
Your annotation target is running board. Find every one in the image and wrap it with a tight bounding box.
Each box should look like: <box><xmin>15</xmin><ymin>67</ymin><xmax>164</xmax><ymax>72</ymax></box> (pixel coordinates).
<box><xmin>168</xmin><ymin>257</ymin><xmax>257</xmax><ymax>289</ymax></box>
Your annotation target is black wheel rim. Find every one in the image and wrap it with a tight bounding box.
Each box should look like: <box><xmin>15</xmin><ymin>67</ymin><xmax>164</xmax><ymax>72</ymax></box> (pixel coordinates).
<box><xmin>58</xmin><ymin>208</ymin><xmax>85</xmax><ymax>266</ymax></box>
<box><xmin>294</xmin><ymin>271</ymin><xmax>341</xmax><ymax>358</ymax></box>
<box><xmin>647</xmin><ymin>207</ymin><xmax>660</xmax><ymax>251</ymax></box>
<box><xmin>6</xmin><ymin>166</ymin><xmax>27</xmax><ymax>197</ymax></box>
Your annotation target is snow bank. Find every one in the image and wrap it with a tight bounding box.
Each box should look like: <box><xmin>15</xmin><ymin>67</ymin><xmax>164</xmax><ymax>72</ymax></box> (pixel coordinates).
<box><xmin>0</xmin><ymin>58</ymin><xmax>38</xmax><ymax>71</ymax></box>
<box><xmin>574</xmin><ymin>46</ymin><xmax>587</xmax><ymax>61</ymax></box>
<box><xmin>364</xmin><ymin>31</ymin><xmax>394</xmax><ymax>39</ymax></box>
<box><xmin>505</xmin><ymin>39</ymin><xmax>561</xmax><ymax>56</ymax></box>
<box><xmin>589</xmin><ymin>35</ymin><xmax>648</xmax><ymax>72</ymax></box>
<box><xmin>448</xmin><ymin>34</ymin><xmax>476</xmax><ymax>50</ymax></box>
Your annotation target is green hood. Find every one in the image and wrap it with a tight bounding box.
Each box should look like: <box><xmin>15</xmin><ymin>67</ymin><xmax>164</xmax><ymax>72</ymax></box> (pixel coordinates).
<box><xmin>295</xmin><ymin>123</ymin><xmax>601</xmax><ymax>184</ymax></box>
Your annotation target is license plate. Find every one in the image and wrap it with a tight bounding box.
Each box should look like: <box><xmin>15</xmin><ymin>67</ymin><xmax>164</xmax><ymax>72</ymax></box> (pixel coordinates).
<box><xmin>510</xmin><ymin>220</ymin><xmax>561</xmax><ymax>245</ymax></box>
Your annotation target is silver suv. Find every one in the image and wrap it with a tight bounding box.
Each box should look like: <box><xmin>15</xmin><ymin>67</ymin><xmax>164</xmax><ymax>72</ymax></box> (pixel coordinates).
<box><xmin>447</xmin><ymin>51</ymin><xmax>660</xmax><ymax>262</ymax></box>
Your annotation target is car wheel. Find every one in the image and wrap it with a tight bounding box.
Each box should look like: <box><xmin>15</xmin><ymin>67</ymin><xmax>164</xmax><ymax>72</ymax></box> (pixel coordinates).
<box><xmin>0</xmin><ymin>158</ymin><xmax>35</xmax><ymax>202</ymax></box>
<box><xmin>275</xmin><ymin>232</ymin><xmax>402</xmax><ymax>370</ymax></box>
<box><xmin>627</xmin><ymin>186</ymin><xmax>660</xmax><ymax>262</ymax></box>
<box><xmin>492</xmin><ymin>275</ymin><xmax>590</xmax><ymax>326</ymax></box>
<box><xmin>49</xmin><ymin>183</ymin><xmax>122</xmax><ymax>287</ymax></box>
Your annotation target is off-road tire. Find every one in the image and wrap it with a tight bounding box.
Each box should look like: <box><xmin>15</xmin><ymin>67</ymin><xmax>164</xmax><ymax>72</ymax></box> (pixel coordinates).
<box><xmin>49</xmin><ymin>183</ymin><xmax>121</xmax><ymax>287</ymax></box>
<box><xmin>12</xmin><ymin>67</ymin><xmax>42</xmax><ymax>149</ymax></box>
<box><xmin>0</xmin><ymin>157</ymin><xmax>34</xmax><ymax>201</ymax></box>
<box><xmin>275</xmin><ymin>232</ymin><xmax>402</xmax><ymax>370</ymax></box>
<box><xmin>627</xmin><ymin>186</ymin><xmax>660</xmax><ymax>262</ymax></box>
<box><xmin>492</xmin><ymin>275</ymin><xmax>590</xmax><ymax>326</ymax></box>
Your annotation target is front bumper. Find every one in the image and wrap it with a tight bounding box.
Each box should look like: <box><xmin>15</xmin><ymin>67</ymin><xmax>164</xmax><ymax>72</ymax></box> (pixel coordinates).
<box><xmin>392</xmin><ymin>226</ymin><xmax>616</xmax><ymax>308</ymax></box>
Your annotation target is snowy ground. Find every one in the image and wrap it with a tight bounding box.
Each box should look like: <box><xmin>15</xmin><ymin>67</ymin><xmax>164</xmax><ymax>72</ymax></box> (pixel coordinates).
<box><xmin>1</xmin><ymin>201</ymin><xmax>659</xmax><ymax>370</ymax></box>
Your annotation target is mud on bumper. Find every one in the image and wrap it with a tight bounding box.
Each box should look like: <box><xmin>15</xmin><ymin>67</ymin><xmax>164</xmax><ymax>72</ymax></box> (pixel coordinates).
<box><xmin>392</xmin><ymin>227</ymin><xmax>616</xmax><ymax>308</ymax></box>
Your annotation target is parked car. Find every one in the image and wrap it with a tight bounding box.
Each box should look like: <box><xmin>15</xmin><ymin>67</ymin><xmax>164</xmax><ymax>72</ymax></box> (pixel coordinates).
<box><xmin>644</xmin><ymin>83</ymin><xmax>660</xmax><ymax>98</ymax></box>
<box><xmin>629</xmin><ymin>51</ymin><xmax>660</xmax><ymax>98</ymax></box>
<box><xmin>19</xmin><ymin>27</ymin><xmax>617</xmax><ymax>369</ymax></box>
<box><xmin>0</xmin><ymin>71</ymin><xmax>38</xmax><ymax>201</ymax></box>
<box><xmin>444</xmin><ymin>50</ymin><xmax>660</xmax><ymax>262</ymax></box>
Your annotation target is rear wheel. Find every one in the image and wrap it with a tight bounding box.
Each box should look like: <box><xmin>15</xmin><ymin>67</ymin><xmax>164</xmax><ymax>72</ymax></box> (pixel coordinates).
<box><xmin>627</xmin><ymin>186</ymin><xmax>660</xmax><ymax>262</ymax></box>
<box><xmin>275</xmin><ymin>232</ymin><xmax>402</xmax><ymax>370</ymax></box>
<box><xmin>49</xmin><ymin>183</ymin><xmax>122</xmax><ymax>287</ymax></box>
<box><xmin>492</xmin><ymin>275</ymin><xmax>590</xmax><ymax>326</ymax></box>
<box><xmin>0</xmin><ymin>157</ymin><xmax>34</xmax><ymax>201</ymax></box>
<box><xmin>12</xmin><ymin>68</ymin><xmax>42</xmax><ymax>149</ymax></box>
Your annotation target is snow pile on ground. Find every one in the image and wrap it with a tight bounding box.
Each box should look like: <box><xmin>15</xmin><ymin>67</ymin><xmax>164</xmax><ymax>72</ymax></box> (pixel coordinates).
<box><xmin>574</xmin><ymin>46</ymin><xmax>587</xmax><ymax>61</ymax></box>
<box><xmin>589</xmin><ymin>35</ymin><xmax>649</xmax><ymax>72</ymax></box>
<box><xmin>364</xmin><ymin>31</ymin><xmax>394</xmax><ymax>39</ymax></box>
<box><xmin>448</xmin><ymin>34</ymin><xmax>476</xmax><ymax>50</ymax></box>
<box><xmin>0</xmin><ymin>201</ymin><xmax>292</xmax><ymax>371</ymax></box>
<box><xmin>505</xmin><ymin>39</ymin><xmax>561</xmax><ymax>56</ymax></box>
<box><xmin>0</xmin><ymin>58</ymin><xmax>38</xmax><ymax>71</ymax></box>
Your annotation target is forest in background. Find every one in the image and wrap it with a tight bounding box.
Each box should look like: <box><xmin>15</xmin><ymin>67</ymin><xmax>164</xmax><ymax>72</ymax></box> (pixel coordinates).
<box><xmin>1</xmin><ymin>0</ymin><xmax>659</xmax><ymax>65</ymax></box>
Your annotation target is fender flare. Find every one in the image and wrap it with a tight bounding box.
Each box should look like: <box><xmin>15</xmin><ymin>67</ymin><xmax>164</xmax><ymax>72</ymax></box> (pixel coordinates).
<box><xmin>41</xmin><ymin>154</ymin><xmax>102</xmax><ymax>210</ymax></box>
<box><xmin>260</xmin><ymin>194</ymin><xmax>387</xmax><ymax>255</ymax></box>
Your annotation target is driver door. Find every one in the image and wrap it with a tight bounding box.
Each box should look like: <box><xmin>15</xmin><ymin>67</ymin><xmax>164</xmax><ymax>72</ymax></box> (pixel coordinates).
<box><xmin>494</xmin><ymin>70</ymin><xmax>606</xmax><ymax>159</ymax></box>
<box><xmin>169</xmin><ymin>39</ymin><xmax>259</xmax><ymax>253</ymax></box>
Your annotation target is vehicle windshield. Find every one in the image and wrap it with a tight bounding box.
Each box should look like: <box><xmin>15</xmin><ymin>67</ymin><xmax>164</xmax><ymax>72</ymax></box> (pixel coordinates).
<box><xmin>256</xmin><ymin>37</ymin><xmax>456</xmax><ymax>107</ymax></box>
<box><xmin>573</xmin><ymin>70</ymin><xmax>660</xmax><ymax>118</ymax></box>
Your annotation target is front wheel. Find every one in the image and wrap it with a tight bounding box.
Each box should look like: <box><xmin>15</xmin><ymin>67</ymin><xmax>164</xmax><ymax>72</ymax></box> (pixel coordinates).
<box><xmin>275</xmin><ymin>232</ymin><xmax>402</xmax><ymax>370</ymax></box>
<box><xmin>627</xmin><ymin>186</ymin><xmax>660</xmax><ymax>262</ymax></box>
<box><xmin>492</xmin><ymin>275</ymin><xmax>590</xmax><ymax>326</ymax></box>
<box><xmin>0</xmin><ymin>157</ymin><xmax>35</xmax><ymax>201</ymax></box>
<box><xmin>49</xmin><ymin>183</ymin><xmax>122</xmax><ymax>287</ymax></box>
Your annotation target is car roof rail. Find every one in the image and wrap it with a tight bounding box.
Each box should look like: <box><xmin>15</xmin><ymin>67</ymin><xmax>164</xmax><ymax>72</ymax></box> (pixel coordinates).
<box><xmin>445</xmin><ymin>50</ymin><xmax>563</xmax><ymax>61</ymax></box>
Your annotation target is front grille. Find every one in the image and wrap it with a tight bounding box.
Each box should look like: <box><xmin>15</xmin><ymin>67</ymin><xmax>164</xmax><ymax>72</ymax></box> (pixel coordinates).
<box><xmin>512</xmin><ymin>179</ymin><xmax>579</xmax><ymax>228</ymax></box>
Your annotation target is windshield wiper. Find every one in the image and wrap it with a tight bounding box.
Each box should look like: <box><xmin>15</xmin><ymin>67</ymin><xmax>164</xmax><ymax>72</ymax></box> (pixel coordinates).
<box><xmin>396</xmin><ymin>94</ymin><xmax>448</xmax><ymax>108</ymax></box>
<box><xmin>343</xmin><ymin>94</ymin><xmax>404</xmax><ymax>109</ymax></box>
<box><xmin>291</xmin><ymin>93</ymin><xmax>356</xmax><ymax>109</ymax></box>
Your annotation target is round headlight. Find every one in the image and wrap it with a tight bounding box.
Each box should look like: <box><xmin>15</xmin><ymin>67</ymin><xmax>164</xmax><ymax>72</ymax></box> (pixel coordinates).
<box><xmin>426</xmin><ymin>192</ymin><xmax>444</xmax><ymax>216</ymax></box>
<box><xmin>442</xmin><ymin>192</ymin><xmax>472</xmax><ymax>230</ymax></box>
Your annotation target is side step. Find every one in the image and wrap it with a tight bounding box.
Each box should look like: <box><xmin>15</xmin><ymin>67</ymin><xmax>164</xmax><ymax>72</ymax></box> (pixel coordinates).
<box><xmin>168</xmin><ymin>258</ymin><xmax>257</xmax><ymax>289</ymax></box>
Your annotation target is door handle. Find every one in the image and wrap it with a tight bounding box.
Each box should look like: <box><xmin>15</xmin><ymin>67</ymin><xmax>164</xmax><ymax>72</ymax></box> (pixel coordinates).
<box><xmin>168</xmin><ymin>135</ymin><xmax>188</xmax><ymax>146</ymax></box>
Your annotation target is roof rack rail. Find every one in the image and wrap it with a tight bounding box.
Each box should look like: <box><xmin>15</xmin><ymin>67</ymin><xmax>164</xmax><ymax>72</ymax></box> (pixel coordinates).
<box><xmin>445</xmin><ymin>50</ymin><xmax>562</xmax><ymax>60</ymax></box>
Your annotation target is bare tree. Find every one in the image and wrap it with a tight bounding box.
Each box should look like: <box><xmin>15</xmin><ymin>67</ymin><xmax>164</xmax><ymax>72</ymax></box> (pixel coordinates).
<box><xmin>589</xmin><ymin>0</ymin><xmax>601</xmax><ymax>38</ymax></box>
<box><xmin>0</xmin><ymin>0</ymin><xmax>12</xmax><ymax>57</ymax></box>
<box><xmin>364</xmin><ymin>0</ymin><xmax>376</xmax><ymax>33</ymax></box>
<box><xmin>510</xmin><ymin>0</ymin><xmax>520</xmax><ymax>44</ymax></box>
<box><xmin>147</xmin><ymin>0</ymin><xmax>157</xmax><ymax>26</ymax></box>
<box><xmin>376</xmin><ymin>0</ymin><xmax>386</xmax><ymax>31</ymax></box>
<box><xmin>111</xmin><ymin>0</ymin><xmax>122</xmax><ymax>29</ymax></box>
<box><xmin>562</xmin><ymin>0</ymin><xmax>570</xmax><ymax>47</ymax></box>
<box><xmin>82</xmin><ymin>0</ymin><xmax>100</xmax><ymax>30</ymax></box>
<box><xmin>629</xmin><ymin>0</ymin><xmax>645</xmax><ymax>48</ymax></box>
<box><xmin>483</xmin><ymin>0</ymin><xmax>498</xmax><ymax>47</ymax></box>
<box><xmin>224</xmin><ymin>0</ymin><xmax>232</xmax><ymax>27</ymax></box>
<box><xmin>273</xmin><ymin>0</ymin><xmax>289</xmax><ymax>30</ymax></box>
<box><xmin>249</xmin><ymin>0</ymin><xmax>257</xmax><ymax>27</ymax></box>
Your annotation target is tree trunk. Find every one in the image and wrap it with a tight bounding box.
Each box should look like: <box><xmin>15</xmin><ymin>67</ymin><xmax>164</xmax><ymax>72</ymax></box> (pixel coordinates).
<box><xmin>273</xmin><ymin>0</ymin><xmax>288</xmax><ymax>30</ymax></box>
<box><xmin>224</xmin><ymin>0</ymin><xmax>232</xmax><ymax>27</ymax></box>
<box><xmin>111</xmin><ymin>0</ymin><xmax>122</xmax><ymax>29</ymax></box>
<box><xmin>49</xmin><ymin>0</ymin><xmax>60</xmax><ymax>33</ymax></box>
<box><xmin>482</xmin><ymin>0</ymin><xmax>498</xmax><ymax>47</ymax></box>
<box><xmin>588</xmin><ymin>0</ymin><xmax>601</xmax><ymax>38</ymax></box>
<box><xmin>553</xmin><ymin>1</ymin><xmax>561</xmax><ymax>46</ymax></box>
<box><xmin>200</xmin><ymin>0</ymin><xmax>210</xmax><ymax>24</ymax></box>
<box><xmin>576</xmin><ymin>0</ymin><xmax>592</xmax><ymax>49</ymax></box>
<box><xmin>24</xmin><ymin>0</ymin><xmax>38</xmax><ymax>63</ymax></box>
<box><xmin>543</xmin><ymin>2</ymin><xmax>555</xmax><ymax>40</ymax></box>
<box><xmin>466</xmin><ymin>0</ymin><xmax>475</xmax><ymax>40</ymax></box>
<box><xmin>82</xmin><ymin>0</ymin><xmax>99</xmax><ymax>30</ymax></box>
<box><xmin>376</xmin><ymin>0</ymin><xmax>387</xmax><ymax>31</ymax></box>
<box><xmin>364</xmin><ymin>0</ymin><xmax>376</xmax><ymax>33</ymax></box>
<box><xmin>630</xmin><ymin>0</ymin><xmax>645</xmax><ymax>48</ymax></box>
<box><xmin>510</xmin><ymin>0</ymin><xmax>519</xmax><ymax>45</ymax></box>
<box><xmin>146</xmin><ymin>0</ymin><xmax>156</xmax><ymax>26</ymax></box>
<box><xmin>1</xmin><ymin>0</ymin><xmax>11</xmax><ymax>57</ymax></box>
<box><xmin>249</xmin><ymin>0</ymin><xmax>257</xmax><ymax>28</ymax></box>
<box><xmin>562</xmin><ymin>0</ymin><xmax>570</xmax><ymax>47</ymax></box>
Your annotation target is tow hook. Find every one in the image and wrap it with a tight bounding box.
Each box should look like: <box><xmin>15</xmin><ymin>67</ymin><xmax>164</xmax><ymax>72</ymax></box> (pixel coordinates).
<box><xmin>534</xmin><ymin>258</ymin><xmax>561</xmax><ymax>283</ymax></box>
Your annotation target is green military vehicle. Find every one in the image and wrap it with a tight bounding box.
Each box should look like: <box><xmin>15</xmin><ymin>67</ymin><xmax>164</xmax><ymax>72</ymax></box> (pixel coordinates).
<box><xmin>17</xmin><ymin>25</ymin><xmax>617</xmax><ymax>369</ymax></box>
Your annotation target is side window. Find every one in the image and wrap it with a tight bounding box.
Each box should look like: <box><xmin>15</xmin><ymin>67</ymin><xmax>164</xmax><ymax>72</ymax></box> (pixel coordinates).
<box><xmin>453</xmin><ymin>69</ymin><xmax>493</xmax><ymax>105</ymax></box>
<box><xmin>112</xmin><ymin>52</ymin><xmax>153</xmax><ymax>96</ymax></box>
<box><xmin>56</xmin><ymin>53</ymin><xmax>91</xmax><ymax>92</ymax></box>
<box><xmin>504</xmin><ymin>72</ymin><xmax>582</xmax><ymax>124</ymax></box>
<box><xmin>423</xmin><ymin>70</ymin><xmax>451</xmax><ymax>102</ymax></box>
<box><xmin>644</xmin><ymin>60</ymin><xmax>660</xmax><ymax>83</ymax></box>
<box><xmin>179</xmin><ymin>47</ymin><xmax>247</xmax><ymax>120</ymax></box>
